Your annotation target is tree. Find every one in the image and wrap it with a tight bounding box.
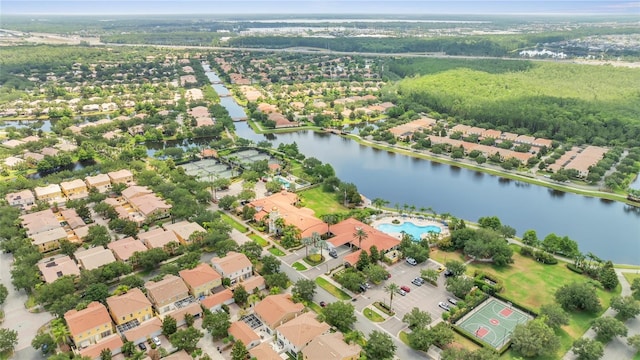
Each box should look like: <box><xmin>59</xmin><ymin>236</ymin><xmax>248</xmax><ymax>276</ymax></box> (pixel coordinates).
<box><xmin>522</xmin><ymin>230</ymin><xmax>539</xmax><ymax>247</ymax></box>
<box><xmin>610</xmin><ymin>295</ymin><xmax>640</xmax><ymax>321</ymax></box>
<box><xmin>0</xmin><ymin>285</ymin><xmax>7</xmax><ymax>305</ymax></box>
<box><xmin>363</xmin><ymin>330</ymin><xmax>396</xmax><ymax>360</ymax></box>
<box><xmin>555</xmin><ymin>282</ymin><xmax>601</xmax><ymax>313</ymax></box>
<box><xmin>420</xmin><ymin>268</ymin><xmax>439</xmax><ymax>284</ymax></box>
<box><xmin>322</xmin><ymin>301</ymin><xmax>356</xmax><ymax>332</ymax></box>
<box><xmin>83</xmin><ymin>283</ymin><xmax>110</xmax><ymax>304</ymax></box>
<box><xmin>292</xmin><ymin>279</ymin><xmax>317</xmax><ymax>302</ymax></box>
<box><xmin>592</xmin><ymin>316</ymin><xmax>628</xmax><ymax>343</ymax></box>
<box><xmin>539</xmin><ymin>303</ymin><xmax>569</xmax><ymax>329</ymax></box>
<box><xmin>260</xmin><ymin>255</ymin><xmax>281</xmax><ymax>275</ymax></box>
<box><xmin>353</xmin><ymin>227</ymin><xmax>368</xmax><ymax>249</ymax></box>
<box><xmin>598</xmin><ymin>261</ymin><xmax>619</xmax><ymax>290</ymax></box>
<box><xmin>571</xmin><ymin>338</ymin><xmax>604</xmax><ymax>360</ymax></box>
<box><xmin>0</xmin><ymin>328</ymin><xmax>17</xmax><ymax>354</ymax></box>
<box><xmin>169</xmin><ymin>327</ymin><xmax>203</xmax><ymax>353</ymax></box>
<box><xmin>50</xmin><ymin>318</ymin><xmax>70</xmax><ymax>346</ymax></box>
<box><xmin>442</xmin><ymin>348</ymin><xmax>499</xmax><ymax>360</ymax></box>
<box><xmin>510</xmin><ymin>318</ymin><xmax>560</xmax><ymax>358</ymax></box>
<box><xmin>184</xmin><ymin>313</ymin><xmax>195</xmax><ymax>328</ymax></box>
<box><xmin>632</xmin><ymin>278</ymin><xmax>640</xmax><ymax>300</ymax></box>
<box><xmin>265</xmin><ymin>272</ymin><xmax>289</xmax><ymax>290</ymax></box>
<box><xmin>233</xmin><ymin>285</ymin><xmax>249</xmax><ymax>306</ymax></box>
<box><xmin>31</xmin><ymin>333</ymin><xmax>55</xmax><ymax>355</ymax></box>
<box><xmin>202</xmin><ymin>310</ymin><xmax>230</xmax><ymax>339</ymax></box>
<box><xmin>384</xmin><ymin>283</ymin><xmax>399</xmax><ymax>311</ymax></box>
<box><xmin>363</xmin><ymin>264</ymin><xmax>389</xmax><ymax>284</ymax></box>
<box><xmin>100</xmin><ymin>348</ymin><xmax>112</xmax><ymax>360</ymax></box>
<box><xmin>446</xmin><ymin>276</ymin><xmax>475</xmax><ymax>298</ymax></box>
<box><xmin>162</xmin><ymin>315</ymin><xmax>177</xmax><ymax>336</ymax></box>
<box><xmin>239</xmin><ymin>241</ymin><xmax>262</xmax><ymax>261</ymax></box>
<box><xmin>402</xmin><ymin>307</ymin><xmax>432</xmax><ymax>330</ymax></box>
<box><xmin>628</xmin><ymin>334</ymin><xmax>640</xmax><ymax>351</ymax></box>
<box><xmin>121</xmin><ymin>341</ymin><xmax>136</xmax><ymax>357</ymax></box>
<box><xmin>355</xmin><ymin>250</ymin><xmax>370</xmax><ymax>271</ymax></box>
<box><xmin>231</xmin><ymin>340</ymin><xmax>249</xmax><ymax>360</ymax></box>
<box><xmin>445</xmin><ymin>260</ymin><xmax>466</xmax><ymax>277</ymax></box>
<box><xmin>477</xmin><ymin>216</ymin><xmax>501</xmax><ymax>231</ymax></box>
<box><xmin>85</xmin><ymin>225</ymin><xmax>111</xmax><ymax>247</ymax></box>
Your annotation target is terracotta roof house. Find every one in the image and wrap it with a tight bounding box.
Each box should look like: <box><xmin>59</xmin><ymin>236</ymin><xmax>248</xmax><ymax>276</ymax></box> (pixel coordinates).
<box><xmin>164</xmin><ymin>302</ymin><xmax>202</xmax><ymax>326</ymax></box>
<box><xmin>127</xmin><ymin>193</ymin><xmax>172</xmax><ymax>223</ymax></box>
<box><xmin>85</xmin><ymin>173</ymin><xmax>111</xmax><ymax>193</ymax></box>
<box><xmin>31</xmin><ymin>227</ymin><xmax>68</xmax><ymax>253</ymax></box>
<box><xmin>329</xmin><ymin>218</ymin><xmax>401</xmax><ymax>255</ymax></box>
<box><xmin>211</xmin><ymin>251</ymin><xmax>252</xmax><ymax>283</ymax></box>
<box><xmin>107</xmin><ymin>237</ymin><xmax>148</xmax><ymax>262</ymax></box>
<box><xmin>59</xmin><ymin>208</ymin><xmax>85</xmax><ymax>229</ymax></box>
<box><xmin>179</xmin><ymin>263</ymin><xmax>222</xmax><ymax>297</ymax></box>
<box><xmin>250</xmin><ymin>342</ymin><xmax>282</xmax><ymax>360</ymax></box>
<box><xmin>163</xmin><ymin>221</ymin><xmax>206</xmax><ymax>245</ymax></box>
<box><xmin>276</xmin><ymin>312</ymin><xmax>330</xmax><ymax>355</ymax></box>
<box><xmin>60</xmin><ymin>179</ymin><xmax>89</xmax><ymax>200</ymax></box>
<box><xmin>228</xmin><ymin>321</ymin><xmax>261</xmax><ymax>349</ymax></box>
<box><xmin>254</xmin><ymin>294</ymin><xmax>305</xmax><ymax>333</ymax></box>
<box><xmin>64</xmin><ymin>301</ymin><xmax>115</xmax><ymax>348</ymax></box>
<box><xmin>34</xmin><ymin>184</ymin><xmax>63</xmax><ymax>203</ymax></box>
<box><xmin>302</xmin><ymin>332</ymin><xmax>362</xmax><ymax>360</ymax></box>
<box><xmin>241</xmin><ymin>275</ymin><xmax>266</xmax><ymax>293</ymax></box>
<box><xmin>20</xmin><ymin>209</ymin><xmax>60</xmax><ymax>236</ymax></box>
<box><xmin>23</xmin><ymin>152</ymin><xmax>44</xmax><ymax>162</ymax></box>
<box><xmin>163</xmin><ymin>350</ymin><xmax>195</xmax><ymax>360</ymax></box>
<box><xmin>565</xmin><ymin>146</ymin><xmax>608</xmax><ymax>177</ymax></box>
<box><xmin>74</xmin><ymin>246</ymin><xmax>116</xmax><ymax>270</ymax></box>
<box><xmin>515</xmin><ymin>135</ymin><xmax>536</xmax><ymax>145</ymax></box>
<box><xmin>201</xmin><ymin>288</ymin><xmax>234</xmax><ymax>312</ymax></box>
<box><xmin>482</xmin><ymin>129</ymin><xmax>502</xmax><ymax>140</ymax></box>
<box><xmin>106</xmin><ymin>288</ymin><xmax>153</xmax><ymax>326</ymax></box>
<box><xmin>78</xmin><ymin>334</ymin><xmax>123</xmax><ymax>360</ymax></box>
<box><xmin>123</xmin><ymin>317</ymin><xmax>162</xmax><ymax>345</ymax></box>
<box><xmin>145</xmin><ymin>275</ymin><xmax>190</xmax><ymax>314</ymax></box>
<box><xmin>121</xmin><ymin>185</ymin><xmax>152</xmax><ymax>201</ymax></box>
<box><xmin>37</xmin><ymin>255</ymin><xmax>80</xmax><ymax>283</ymax></box>
<box><xmin>248</xmin><ymin>191</ymin><xmax>326</xmax><ymax>238</ymax></box>
<box><xmin>107</xmin><ymin>169</ymin><xmax>134</xmax><ymax>185</ymax></box>
<box><xmin>450</xmin><ymin>124</ymin><xmax>471</xmax><ymax>136</ymax></box>
<box><xmin>6</xmin><ymin>189</ymin><xmax>35</xmax><ymax>210</ymax></box>
<box><xmin>2</xmin><ymin>139</ymin><xmax>25</xmax><ymax>148</ymax></box>
<box><xmin>138</xmin><ymin>228</ymin><xmax>180</xmax><ymax>250</ymax></box>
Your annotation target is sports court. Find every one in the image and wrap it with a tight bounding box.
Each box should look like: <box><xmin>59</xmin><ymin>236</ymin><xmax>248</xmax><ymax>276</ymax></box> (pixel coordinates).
<box><xmin>456</xmin><ymin>297</ymin><xmax>533</xmax><ymax>349</ymax></box>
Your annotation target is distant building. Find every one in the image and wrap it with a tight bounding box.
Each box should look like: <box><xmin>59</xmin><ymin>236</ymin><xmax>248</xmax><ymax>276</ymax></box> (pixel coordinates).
<box><xmin>179</xmin><ymin>263</ymin><xmax>222</xmax><ymax>298</ymax></box>
<box><xmin>34</xmin><ymin>184</ymin><xmax>63</xmax><ymax>204</ymax></box>
<box><xmin>85</xmin><ymin>173</ymin><xmax>111</xmax><ymax>193</ymax></box>
<box><xmin>211</xmin><ymin>251</ymin><xmax>252</xmax><ymax>283</ymax></box>
<box><xmin>5</xmin><ymin>189</ymin><xmax>35</xmax><ymax>210</ymax></box>
<box><xmin>60</xmin><ymin>179</ymin><xmax>89</xmax><ymax>200</ymax></box>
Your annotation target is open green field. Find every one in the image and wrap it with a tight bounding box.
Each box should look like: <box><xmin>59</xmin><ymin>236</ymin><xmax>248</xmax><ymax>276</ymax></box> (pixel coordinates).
<box><xmin>218</xmin><ymin>212</ymin><xmax>248</xmax><ymax>233</ymax></box>
<box><xmin>298</xmin><ymin>186</ymin><xmax>348</xmax><ymax>217</ymax></box>
<box><xmin>430</xmin><ymin>246</ymin><xmax>621</xmax><ymax>358</ymax></box>
<box><xmin>316</xmin><ymin>277</ymin><xmax>351</xmax><ymax>300</ymax></box>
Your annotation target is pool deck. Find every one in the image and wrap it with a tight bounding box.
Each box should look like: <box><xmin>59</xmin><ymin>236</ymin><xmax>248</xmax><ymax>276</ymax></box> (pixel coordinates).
<box><xmin>371</xmin><ymin>215</ymin><xmax>450</xmax><ymax>240</ymax></box>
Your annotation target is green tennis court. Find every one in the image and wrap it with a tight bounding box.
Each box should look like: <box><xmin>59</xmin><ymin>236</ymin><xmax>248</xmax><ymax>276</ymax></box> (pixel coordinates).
<box><xmin>456</xmin><ymin>297</ymin><xmax>533</xmax><ymax>349</ymax></box>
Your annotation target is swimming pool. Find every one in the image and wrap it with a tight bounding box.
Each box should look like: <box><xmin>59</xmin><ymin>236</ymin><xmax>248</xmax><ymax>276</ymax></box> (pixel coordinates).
<box><xmin>377</xmin><ymin>221</ymin><xmax>441</xmax><ymax>241</ymax></box>
<box><xmin>275</xmin><ymin>176</ymin><xmax>291</xmax><ymax>189</ymax></box>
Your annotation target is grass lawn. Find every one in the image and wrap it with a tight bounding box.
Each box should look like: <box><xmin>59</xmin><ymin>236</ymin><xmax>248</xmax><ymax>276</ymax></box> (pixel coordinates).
<box><xmin>303</xmin><ymin>254</ymin><xmax>325</xmax><ymax>266</ymax></box>
<box><xmin>433</xmin><ymin>246</ymin><xmax>621</xmax><ymax>359</ymax></box>
<box><xmin>307</xmin><ymin>301</ymin><xmax>322</xmax><ymax>314</ymax></box>
<box><xmin>248</xmin><ymin>234</ymin><xmax>268</xmax><ymax>247</ymax></box>
<box><xmin>363</xmin><ymin>307</ymin><xmax>385</xmax><ymax>322</ymax></box>
<box><xmin>292</xmin><ymin>262</ymin><xmax>308</xmax><ymax>271</ymax></box>
<box><xmin>315</xmin><ymin>277</ymin><xmax>351</xmax><ymax>300</ymax></box>
<box><xmin>268</xmin><ymin>247</ymin><xmax>286</xmax><ymax>256</ymax></box>
<box><xmin>623</xmin><ymin>272</ymin><xmax>640</xmax><ymax>285</ymax></box>
<box><xmin>298</xmin><ymin>186</ymin><xmax>348</xmax><ymax>217</ymax></box>
<box><xmin>451</xmin><ymin>332</ymin><xmax>482</xmax><ymax>351</ymax></box>
<box><xmin>399</xmin><ymin>331</ymin><xmax>410</xmax><ymax>346</ymax></box>
<box><xmin>218</xmin><ymin>212</ymin><xmax>249</xmax><ymax>233</ymax></box>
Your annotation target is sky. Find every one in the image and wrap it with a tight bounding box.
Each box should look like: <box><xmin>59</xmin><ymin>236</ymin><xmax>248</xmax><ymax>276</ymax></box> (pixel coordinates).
<box><xmin>2</xmin><ymin>0</ymin><xmax>639</xmax><ymax>16</ymax></box>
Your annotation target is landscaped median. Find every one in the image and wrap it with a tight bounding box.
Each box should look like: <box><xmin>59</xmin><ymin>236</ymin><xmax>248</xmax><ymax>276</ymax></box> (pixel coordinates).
<box><xmin>218</xmin><ymin>211</ymin><xmax>249</xmax><ymax>233</ymax></box>
<box><xmin>363</xmin><ymin>307</ymin><xmax>386</xmax><ymax>322</ymax></box>
<box><xmin>315</xmin><ymin>277</ymin><xmax>352</xmax><ymax>301</ymax></box>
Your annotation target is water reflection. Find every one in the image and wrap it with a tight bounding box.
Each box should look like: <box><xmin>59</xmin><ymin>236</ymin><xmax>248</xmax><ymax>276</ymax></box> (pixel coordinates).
<box><xmin>548</xmin><ymin>189</ymin><xmax>566</xmax><ymax>198</ymax></box>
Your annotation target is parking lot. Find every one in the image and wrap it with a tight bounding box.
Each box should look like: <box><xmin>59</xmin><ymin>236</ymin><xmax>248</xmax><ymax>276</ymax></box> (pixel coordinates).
<box><xmin>356</xmin><ymin>258</ymin><xmax>456</xmax><ymax>334</ymax></box>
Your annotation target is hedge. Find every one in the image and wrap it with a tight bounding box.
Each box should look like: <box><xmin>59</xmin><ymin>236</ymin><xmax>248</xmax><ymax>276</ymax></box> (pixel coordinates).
<box><xmin>566</xmin><ymin>263</ymin><xmax>584</xmax><ymax>274</ymax></box>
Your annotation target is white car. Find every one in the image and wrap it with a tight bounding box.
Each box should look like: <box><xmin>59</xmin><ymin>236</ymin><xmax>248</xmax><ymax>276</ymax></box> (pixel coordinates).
<box><xmin>152</xmin><ymin>336</ymin><xmax>161</xmax><ymax>347</ymax></box>
<box><xmin>406</xmin><ymin>257</ymin><xmax>417</xmax><ymax>266</ymax></box>
<box><xmin>438</xmin><ymin>302</ymin><xmax>451</xmax><ymax>311</ymax></box>
<box><xmin>397</xmin><ymin>288</ymin><xmax>407</xmax><ymax>296</ymax></box>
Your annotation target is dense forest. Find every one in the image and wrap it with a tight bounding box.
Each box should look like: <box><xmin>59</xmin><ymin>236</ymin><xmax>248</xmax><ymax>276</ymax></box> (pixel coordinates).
<box><xmin>392</xmin><ymin>62</ymin><xmax>640</xmax><ymax>146</ymax></box>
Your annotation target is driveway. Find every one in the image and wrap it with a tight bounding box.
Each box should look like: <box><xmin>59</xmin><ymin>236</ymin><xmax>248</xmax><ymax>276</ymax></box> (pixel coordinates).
<box><xmin>0</xmin><ymin>252</ymin><xmax>53</xmax><ymax>354</ymax></box>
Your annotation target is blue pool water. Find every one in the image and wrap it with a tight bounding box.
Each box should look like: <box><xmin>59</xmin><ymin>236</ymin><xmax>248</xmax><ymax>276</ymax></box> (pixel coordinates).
<box><xmin>276</xmin><ymin>176</ymin><xmax>291</xmax><ymax>189</ymax></box>
<box><xmin>377</xmin><ymin>221</ymin><xmax>441</xmax><ymax>241</ymax></box>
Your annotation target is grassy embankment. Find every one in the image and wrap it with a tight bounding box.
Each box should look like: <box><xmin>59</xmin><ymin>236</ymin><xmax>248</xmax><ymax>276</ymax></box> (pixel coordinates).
<box><xmin>430</xmin><ymin>247</ymin><xmax>621</xmax><ymax>359</ymax></box>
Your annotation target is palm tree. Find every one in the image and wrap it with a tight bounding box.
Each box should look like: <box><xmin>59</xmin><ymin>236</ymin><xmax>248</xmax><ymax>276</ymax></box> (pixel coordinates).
<box><xmin>50</xmin><ymin>318</ymin><xmax>70</xmax><ymax>347</ymax></box>
<box><xmin>409</xmin><ymin>205</ymin><xmax>416</xmax><ymax>217</ymax></box>
<box><xmin>384</xmin><ymin>283</ymin><xmax>400</xmax><ymax>311</ymax></box>
<box><xmin>372</xmin><ymin>198</ymin><xmax>388</xmax><ymax>211</ymax></box>
<box><xmin>353</xmin><ymin>227</ymin><xmax>368</xmax><ymax>250</ymax></box>
<box><xmin>317</xmin><ymin>239</ymin><xmax>328</xmax><ymax>260</ymax></box>
<box><xmin>321</xmin><ymin>214</ymin><xmax>337</xmax><ymax>237</ymax></box>
<box><xmin>302</xmin><ymin>236</ymin><xmax>314</xmax><ymax>258</ymax></box>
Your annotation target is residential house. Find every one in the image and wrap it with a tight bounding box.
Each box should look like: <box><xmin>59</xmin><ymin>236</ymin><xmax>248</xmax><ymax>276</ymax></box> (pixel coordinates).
<box><xmin>163</xmin><ymin>221</ymin><xmax>206</xmax><ymax>245</ymax></box>
<box><xmin>107</xmin><ymin>169</ymin><xmax>134</xmax><ymax>185</ymax></box>
<box><xmin>328</xmin><ymin>218</ymin><xmax>400</xmax><ymax>266</ymax></box>
<box><xmin>211</xmin><ymin>251</ymin><xmax>252</xmax><ymax>284</ymax></box>
<box><xmin>254</xmin><ymin>294</ymin><xmax>305</xmax><ymax>333</ymax></box>
<box><xmin>250</xmin><ymin>343</ymin><xmax>282</xmax><ymax>360</ymax></box>
<box><xmin>137</xmin><ymin>228</ymin><xmax>180</xmax><ymax>250</ymax></box>
<box><xmin>164</xmin><ymin>302</ymin><xmax>202</xmax><ymax>326</ymax></box>
<box><xmin>59</xmin><ymin>209</ymin><xmax>86</xmax><ymax>229</ymax></box>
<box><xmin>107</xmin><ymin>237</ymin><xmax>148</xmax><ymax>262</ymax></box>
<box><xmin>37</xmin><ymin>255</ymin><xmax>80</xmax><ymax>283</ymax></box>
<box><xmin>122</xmin><ymin>186</ymin><xmax>172</xmax><ymax>223</ymax></box>
<box><xmin>248</xmin><ymin>191</ymin><xmax>325</xmax><ymax>238</ymax></box>
<box><xmin>302</xmin><ymin>332</ymin><xmax>362</xmax><ymax>360</ymax></box>
<box><xmin>20</xmin><ymin>209</ymin><xmax>60</xmax><ymax>236</ymax></box>
<box><xmin>200</xmin><ymin>288</ymin><xmax>234</xmax><ymax>312</ymax></box>
<box><xmin>78</xmin><ymin>334</ymin><xmax>123</xmax><ymax>360</ymax></box>
<box><xmin>65</xmin><ymin>302</ymin><xmax>115</xmax><ymax>348</ymax></box>
<box><xmin>276</xmin><ymin>312</ymin><xmax>330</xmax><ymax>355</ymax></box>
<box><xmin>60</xmin><ymin>179</ymin><xmax>89</xmax><ymax>200</ymax></box>
<box><xmin>31</xmin><ymin>227</ymin><xmax>68</xmax><ymax>253</ymax></box>
<box><xmin>106</xmin><ymin>288</ymin><xmax>153</xmax><ymax>326</ymax></box>
<box><xmin>123</xmin><ymin>317</ymin><xmax>162</xmax><ymax>346</ymax></box>
<box><xmin>228</xmin><ymin>321</ymin><xmax>261</xmax><ymax>349</ymax></box>
<box><xmin>178</xmin><ymin>263</ymin><xmax>222</xmax><ymax>298</ymax></box>
<box><xmin>34</xmin><ymin>184</ymin><xmax>64</xmax><ymax>204</ymax></box>
<box><xmin>5</xmin><ymin>189</ymin><xmax>35</xmax><ymax>210</ymax></box>
<box><xmin>164</xmin><ymin>350</ymin><xmax>199</xmax><ymax>360</ymax></box>
<box><xmin>85</xmin><ymin>173</ymin><xmax>112</xmax><ymax>193</ymax></box>
<box><xmin>145</xmin><ymin>275</ymin><xmax>190</xmax><ymax>314</ymax></box>
<box><xmin>241</xmin><ymin>275</ymin><xmax>266</xmax><ymax>293</ymax></box>
<box><xmin>75</xmin><ymin>246</ymin><xmax>116</xmax><ymax>270</ymax></box>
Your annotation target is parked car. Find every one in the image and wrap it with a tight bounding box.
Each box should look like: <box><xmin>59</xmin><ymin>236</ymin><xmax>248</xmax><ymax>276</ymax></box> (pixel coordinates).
<box><xmin>138</xmin><ymin>342</ymin><xmax>147</xmax><ymax>351</ymax></box>
<box><xmin>319</xmin><ymin>301</ymin><xmax>327</xmax><ymax>307</ymax></box>
<box><xmin>448</xmin><ymin>297</ymin><xmax>458</xmax><ymax>305</ymax></box>
<box><xmin>397</xmin><ymin>288</ymin><xmax>407</xmax><ymax>296</ymax></box>
<box><xmin>436</xmin><ymin>265</ymin><xmax>446</xmax><ymax>273</ymax></box>
<box><xmin>444</xmin><ymin>269</ymin><xmax>454</xmax><ymax>277</ymax></box>
<box><xmin>152</xmin><ymin>336</ymin><xmax>161</xmax><ymax>347</ymax></box>
<box><xmin>329</xmin><ymin>249</ymin><xmax>338</xmax><ymax>258</ymax></box>
<box><xmin>406</xmin><ymin>257</ymin><xmax>417</xmax><ymax>266</ymax></box>
<box><xmin>400</xmin><ymin>285</ymin><xmax>411</xmax><ymax>293</ymax></box>
<box><xmin>363</xmin><ymin>282</ymin><xmax>372</xmax><ymax>289</ymax></box>
<box><xmin>359</xmin><ymin>284</ymin><xmax>367</xmax><ymax>293</ymax></box>
<box><xmin>411</xmin><ymin>277</ymin><xmax>423</xmax><ymax>286</ymax></box>
<box><xmin>438</xmin><ymin>302</ymin><xmax>451</xmax><ymax>311</ymax></box>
